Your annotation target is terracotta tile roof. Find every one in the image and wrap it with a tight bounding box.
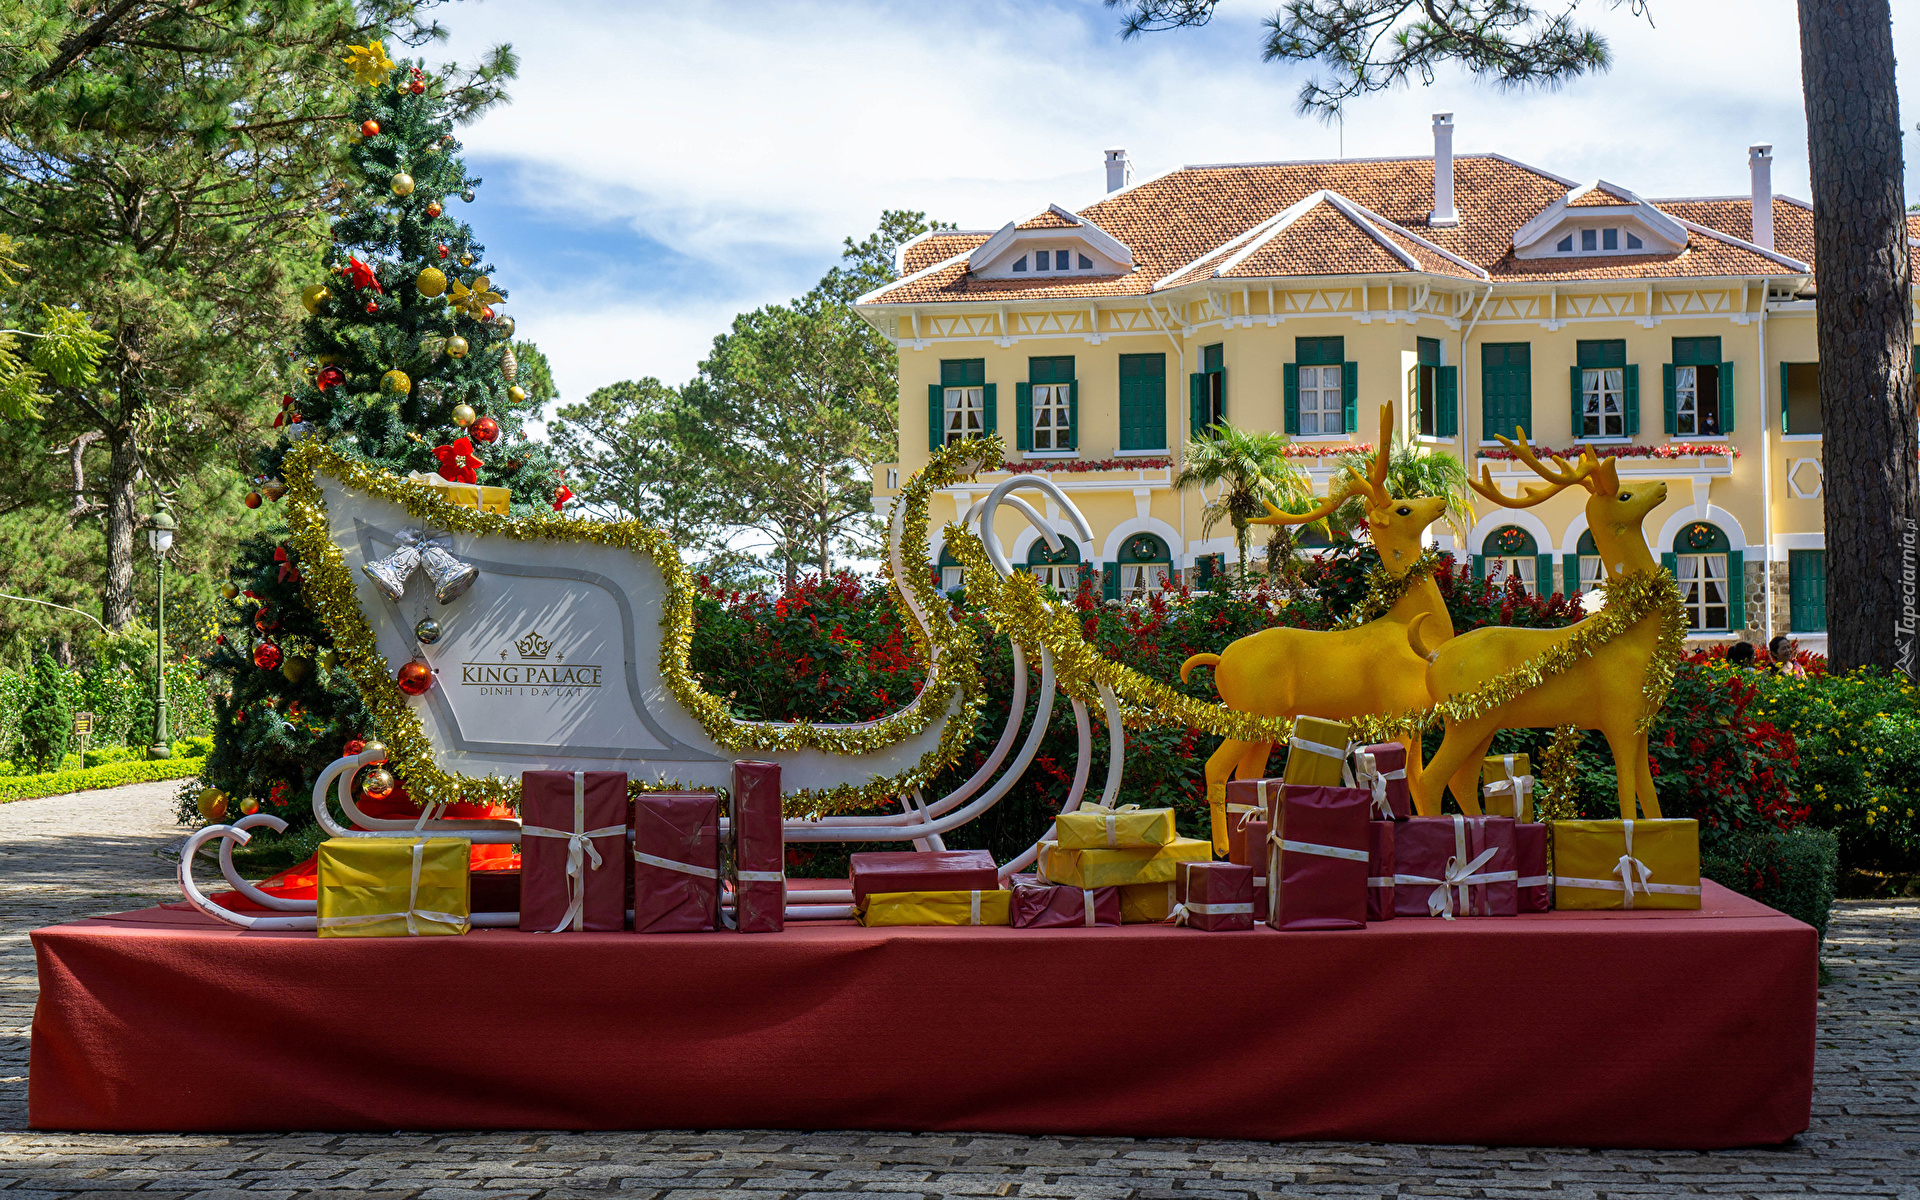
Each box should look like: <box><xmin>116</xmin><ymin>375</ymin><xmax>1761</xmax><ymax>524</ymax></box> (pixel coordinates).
<box><xmin>1654</xmin><ymin>197</ymin><xmax>1816</xmax><ymax>268</ymax></box>
<box><xmin>861</xmin><ymin>154</ymin><xmax>1812</xmax><ymax>306</ymax></box>
<box><xmin>1015</xmin><ymin>210</ymin><xmax>1080</xmax><ymax>230</ymax></box>
<box><xmin>1565</xmin><ymin>187</ymin><xmax>1637</xmax><ymax>207</ymax></box>
<box><xmin>899</xmin><ymin>232</ymin><xmax>989</xmax><ymax>277</ymax></box>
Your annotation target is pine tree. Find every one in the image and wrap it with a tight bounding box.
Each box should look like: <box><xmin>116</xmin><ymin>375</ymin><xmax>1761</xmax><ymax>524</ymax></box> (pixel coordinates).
<box><xmin>19</xmin><ymin>651</ymin><xmax>72</xmax><ymax>773</ymax></box>
<box><xmin>199</xmin><ymin>48</ymin><xmax>562</xmax><ymax>825</ymax></box>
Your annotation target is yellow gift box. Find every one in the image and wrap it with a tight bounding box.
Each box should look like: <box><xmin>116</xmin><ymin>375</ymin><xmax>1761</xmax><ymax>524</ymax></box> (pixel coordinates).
<box><xmin>857</xmin><ymin>889</ymin><xmax>1012</xmax><ymax>927</ymax></box>
<box><xmin>1040</xmin><ymin>836</ymin><xmax>1210</xmax><ymax>889</ymax></box>
<box><xmin>1480</xmin><ymin>753</ymin><xmax>1534</xmax><ymax>822</ymax></box>
<box><xmin>1552</xmin><ymin>819</ymin><xmax>1701</xmax><ymax>911</ymax></box>
<box><xmin>1284</xmin><ymin>716</ymin><xmax>1350</xmax><ymax>786</ymax></box>
<box><xmin>408</xmin><ymin>471</ymin><xmax>510</xmax><ymax>515</ymax></box>
<box><xmin>1054</xmin><ymin>803</ymin><xmax>1177</xmax><ymax>851</ymax></box>
<box><xmin>1118</xmin><ymin>880</ymin><xmax>1178</xmax><ymax>924</ymax></box>
<box><xmin>316</xmin><ymin>836</ymin><xmax>471</xmax><ymax>937</ymax></box>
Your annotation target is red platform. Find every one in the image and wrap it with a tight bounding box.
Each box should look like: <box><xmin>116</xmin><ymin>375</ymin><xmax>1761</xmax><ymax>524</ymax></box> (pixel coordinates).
<box><xmin>28</xmin><ymin>881</ymin><xmax>1814</xmax><ymax>1147</ymax></box>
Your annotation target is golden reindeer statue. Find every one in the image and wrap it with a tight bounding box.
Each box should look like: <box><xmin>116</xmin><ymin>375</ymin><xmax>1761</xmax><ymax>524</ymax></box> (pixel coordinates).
<box><xmin>1407</xmin><ymin>433</ymin><xmax>1686</xmax><ymax>820</ymax></box>
<box><xmin>1181</xmin><ymin>404</ymin><xmax>1456</xmax><ymax>849</ymax></box>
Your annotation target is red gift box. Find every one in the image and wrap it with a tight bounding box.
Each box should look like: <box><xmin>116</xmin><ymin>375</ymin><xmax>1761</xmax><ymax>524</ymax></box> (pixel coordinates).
<box><xmin>632</xmin><ymin>792</ymin><xmax>720</xmax><ymax>933</ymax></box>
<box><xmin>1367</xmin><ymin>820</ymin><xmax>1396</xmax><ymax>922</ymax></box>
<box><xmin>1353</xmin><ymin>742</ymin><xmax>1411</xmax><ymax>821</ymax></box>
<box><xmin>1268</xmin><ymin>784</ymin><xmax>1370</xmax><ymax>931</ymax></box>
<box><xmin>729</xmin><ymin>760</ymin><xmax>784</xmax><ymax>932</ymax></box>
<box><xmin>1224</xmin><ymin>778</ymin><xmax>1282</xmax><ymax>854</ymax></box>
<box><xmin>1516</xmin><ymin>822</ymin><xmax>1550</xmax><ymax>913</ymax></box>
<box><xmin>519</xmin><ymin>771</ymin><xmax>628</xmax><ymax>933</ymax></box>
<box><xmin>1392</xmin><ymin>814</ymin><xmax>1518</xmax><ymax>918</ymax></box>
<box><xmin>1175</xmin><ymin>861</ymin><xmax>1254</xmax><ymax>931</ymax></box>
<box><xmin>1010</xmin><ymin>881</ymin><xmax>1121</xmax><ymax>928</ymax></box>
<box><xmin>1245</xmin><ymin>817</ymin><xmax>1270</xmax><ymax>924</ymax></box>
<box><xmin>850</xmin><ymin>849</ymin><xmax>998</xmax><ymax>903</ymax></box>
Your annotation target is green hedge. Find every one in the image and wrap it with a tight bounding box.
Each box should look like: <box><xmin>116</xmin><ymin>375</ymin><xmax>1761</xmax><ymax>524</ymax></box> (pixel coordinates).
<box><xmin>0</xmin><ymin>755</ymin><xmax>206</xmax><ymax>804</ymax></box>
<box><xmin>1702</xmin><ymin>824</ymin><xmax>1839</xmax><ymax>947</ymax></box>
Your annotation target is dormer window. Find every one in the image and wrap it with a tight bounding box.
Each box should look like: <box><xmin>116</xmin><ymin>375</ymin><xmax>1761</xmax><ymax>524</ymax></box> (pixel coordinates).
<box><xmin>966</xmin><ymin>206</ymin><xmax>1135</xmax><ymax>280</ymax></box>
<box><xmin>1555</xmin><ymin>227</ymin><xmax>1650</xmax><ymax>255</ymax></box>
<box><xmin>1013</xmin><ymin>249</ymin><xmax>1093</xmax><ymax>275</ymax></box>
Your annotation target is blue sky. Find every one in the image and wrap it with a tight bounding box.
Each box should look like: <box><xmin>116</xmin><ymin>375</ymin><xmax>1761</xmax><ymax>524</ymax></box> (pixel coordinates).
<box><xmin>433</xmin><ymin>0</ymin><xmax>1920</xmax><ymax>408</ymax></box>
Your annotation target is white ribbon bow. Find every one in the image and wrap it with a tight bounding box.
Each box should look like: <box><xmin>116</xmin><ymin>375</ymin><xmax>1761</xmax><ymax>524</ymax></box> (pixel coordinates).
<box><xmin>316</xmin><ymin>839</ymin><xmax>466</xmax><ymax>935</ymax></box>
<box><xmin>1615</xmin><ymin>819</ymin><xmax>1654</xmax><ymax>908</ymax></box>
<box><xmin>1076</xmin><ymin>801</ymin><xmax>1143</xmax><ymax>848</ymax></box>
<box><xmin>523</xmin><ymin>772</ymin><xmax>626</xmax><ymax>933</ymax></box>
<box><xmin>1551</xmin><ymin>820</ymin><xmax>1703</xmax><ymax>905</ymax></box>
<box><xmin>1483</xmin><ymin>771</ymin><xmax>1535</xmax><ymax>821</ymax></box>
<box><xmin>1351</xmin><ymin>751</ymin><xmax>1407</xmax><ymax>820</ymax></box>
<box><xmin>1392</xmin><ymin>814</ymin><xmax>1517</xmax><ymax>920</ymax></box>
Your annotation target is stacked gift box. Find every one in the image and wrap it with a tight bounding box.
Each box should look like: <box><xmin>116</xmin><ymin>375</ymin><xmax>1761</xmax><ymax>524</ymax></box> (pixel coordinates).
<box><xmin>852</xmin><ymin>849</ymin><xmax>1012</xmax><ymax>926</ymax></box>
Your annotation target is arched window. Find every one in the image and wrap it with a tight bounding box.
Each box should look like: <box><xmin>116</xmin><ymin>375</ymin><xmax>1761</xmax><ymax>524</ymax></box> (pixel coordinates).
<box><xmin>1478</xmin><ymin>525</ymin><xmax>1540</xmax><ymax>596</ymax></box>
<box><xmin>1023</xmin><ymin>537</ymin><xmax>1082</xmax><ymax>593</ymax></box>
<box><xmin>1575</xmin><ymin>530</ymin><xmax>1602</xmax><ymax>595</ymax></box>
<box><xmin>1115</xmin><ymin>532</ymin><xmax>1171</xmax><ymax>600</ymax></box>
<box><xmin>1668</xmin><ymin>522</ymin><xmax>1734</xmax><ymax>632</ymax></box>
<box><xmin>937</xmin><ymin>547</ymin><xmax>963</xmax><ymax>594</ymax></box>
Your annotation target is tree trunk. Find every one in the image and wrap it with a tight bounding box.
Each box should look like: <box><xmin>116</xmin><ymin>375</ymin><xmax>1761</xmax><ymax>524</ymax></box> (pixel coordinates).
<box><xmin>101</xmin><ymin>432</ymin><xmax>141</xmax><ymax>630</ymax></box>
<box><xmin>1798</xmin><ymin>0</ymin><xmax>1916</xmax><ymax>672</ymax></box>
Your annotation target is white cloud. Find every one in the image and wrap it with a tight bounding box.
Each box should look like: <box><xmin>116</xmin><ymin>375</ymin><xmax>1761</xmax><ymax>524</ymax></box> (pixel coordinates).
<box><xmin>434</xmin><ymin>0</ymin><xmax>1920</xmax><ymax>396</ymax></box>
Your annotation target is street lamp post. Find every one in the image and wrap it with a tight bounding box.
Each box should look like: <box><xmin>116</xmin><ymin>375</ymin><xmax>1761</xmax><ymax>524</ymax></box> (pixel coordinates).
<box><xmin>146</xmin><ymin>510</ymin><xmax>176</xmax><ymax>761</ymax></box>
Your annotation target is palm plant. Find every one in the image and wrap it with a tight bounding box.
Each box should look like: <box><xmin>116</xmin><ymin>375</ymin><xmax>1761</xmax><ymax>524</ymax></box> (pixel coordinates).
<box><xmin>1331</xmin><ymin>437</ymin><xmax>1473</xmax><ymax>543</ymax></box>
<box><xmin>1175</xmin><ymin>424</ymin><xmax>1317</xmax><ymax>579</ymax></box>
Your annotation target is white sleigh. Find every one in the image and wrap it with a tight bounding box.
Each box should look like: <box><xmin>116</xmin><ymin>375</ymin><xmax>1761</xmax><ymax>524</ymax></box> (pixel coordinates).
<box><xmin>181</xmin><ymin>439</ymin><xmax>1128</xmax><ymax>929</ymax></box>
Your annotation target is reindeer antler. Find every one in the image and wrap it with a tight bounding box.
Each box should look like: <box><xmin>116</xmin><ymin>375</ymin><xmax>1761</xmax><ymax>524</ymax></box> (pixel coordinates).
<box><xmin>1468</xmin><ymin>427</ymin><xmax>1609</xmax><ymax>508</ymax></box>
<box><xmin>1349</xmin><ymin>402</ymin><xmax>1392</xmax><ymax>508</ymax></box>
<box><xmin>1250</xmin><ymin>468</ymin><xmax>1359</xmax><ymax>527</ymax></box>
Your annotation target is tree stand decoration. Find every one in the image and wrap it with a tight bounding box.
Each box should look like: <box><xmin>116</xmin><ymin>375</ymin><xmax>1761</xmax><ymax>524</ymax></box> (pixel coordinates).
<box><xmin>360</xmin><ymin>529</ymin><xmax>478</xmax><ymax>603</ymax></box>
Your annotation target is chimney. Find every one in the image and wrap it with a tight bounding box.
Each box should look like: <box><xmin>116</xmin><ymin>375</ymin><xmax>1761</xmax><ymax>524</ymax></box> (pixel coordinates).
<box><xmin>1430</xmin><ymin>113</ymin><xmax>1459</xmax><ymax>227</ymax></box>
<box><xmin>1749</xmin><ymin>144</ymin><xmax>1774</xmax><ymax>250</ymax></box>
<box><xmin>1105</xmin><ymin>148</ymin><xmax>1132</xmax><ymax>193</ymax></box>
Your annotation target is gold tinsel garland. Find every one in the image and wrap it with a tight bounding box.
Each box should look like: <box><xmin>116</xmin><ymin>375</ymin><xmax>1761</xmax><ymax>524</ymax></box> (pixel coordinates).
<box><xmin>1431</xmin><ymin>570</ymin><xmax>1688</xmax><ymax>734</ymax></box>
<box><xmin>281</xmin><ymin>438</ymin><xmax>991</xmax><ymax>815</ymax></box>
<box><xmin>1332</xmin><ymin>548</ymin><xmax>1446</xmax><ymax>631</ymax></box>
<box><xmin>1533</xmin><ymin>724</ymin><xmax>1584</xmax><ymax>824</ymax></box>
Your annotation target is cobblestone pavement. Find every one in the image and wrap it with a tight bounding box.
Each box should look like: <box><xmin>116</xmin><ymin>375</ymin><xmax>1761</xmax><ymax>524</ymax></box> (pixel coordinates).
<box><xmin>2</xmin><ymin>785</ymin><xmax>1917</xmax><ymax>1198</ymax></box>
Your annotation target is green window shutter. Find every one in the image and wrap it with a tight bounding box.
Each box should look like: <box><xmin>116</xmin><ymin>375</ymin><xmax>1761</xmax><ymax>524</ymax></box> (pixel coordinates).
<box><xmin>982</xmin><ymin>382</ymin><xmax>997</xmax><ymax>435</ymax></box>
<box><xmin>1624</xmin><ymin>364</ymin><xmax>1640</xmax><ymax>435</ymax></box>
<box><xmin>1283</xmin><ymin>363</ymin><xmax>1299</xmax><ymax>435</ymax></box>
<box><xmin>1437</xmin><ymin>366</ymin><xmax>1458</xmax><ymax>438</ymax></box>
<box><xmin>1341</xmin><ymin>362</ymin><xmax>1358</xmax><ymax>435</ymax></box>
<box><xmin>1014</xmin><ymin>382</ymin><xmax>1033</xmax><ymax>452</ymax></box>
<box><xmin>928</xmin><ymin>383</ymin><xmax>944</xmax><ymax>452</ymax></box>
<box><xmin>1725</xmin><ymin>549</ymin><xmax>1745</xmax><ymax>630</ymax></box>
<box><xmin>1563</xmin><ymin>554</ymin><xmax>1581</xmax><ymax>596</ymax></box>
<box><xmin>1537</xmin><ymin>553</ymin><xmax>1556</xmax><ymax>597</ymax></box>
<box><xmin>1214</xmin><ymin>368</ymin><xmax>1227</xmax><ymax>424</ymax></box>
<box><xmin>1472</xmin><ymin>553</ymin><xmax>1485</xmax><ymax>581</ymax></box>
<box><xmin>1790</xmin><ymin>550</ymin><xmax>1827</xmax><ymax>632</ymax></box>
<box><xmin>1066</xmin><ymin>380</ymin><xmax>1078</xmax><ymax>451</ymax></box>
<box><xmin>1102</xmin><ymin>564</ymin><xmax>1120</xmax><ymax>602</ymax></box>
<box><xmin>1780</xmin><ymin>361</ymin><xmax>1790</xmax><ymax>434</ymax></box>
<box><xmin>1190</xmin><ymin>372</ymin><xmax>1209</xmax><ymax>438</ymax></box>
<box><xmin>1660</xmin><ymin>551</ymin><xmax>1678</xmax><ymax>582</ymax></box>
<box><xmin>1718</xmin><ymin>362</ymin><xmax>1735</xmax><ymax>434</ymax></box>
<box><xmin>1662</xmin><ymin>364</ymin><xmax>1677</xmax><ymax>435</ymax></box>
<box><xmin>1145</xmin><ymin>373</ymin><xmax>1165</xmax><ymax>450</ymax></box>
<box><xmin>1569</xmin><ymin>366</ymin><xmax>1584</xmax><ymax>437</ymax></box>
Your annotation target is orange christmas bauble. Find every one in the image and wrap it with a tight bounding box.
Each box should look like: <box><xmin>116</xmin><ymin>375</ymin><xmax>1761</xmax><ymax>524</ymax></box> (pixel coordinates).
<box><xmin>244</xmin><ymin>491</ymin><xmax>262</xmax><ymax>509</ymax></box>
<box><xmin>360</xmin><ymin>119</ymin><xmax>380</xmax><ymax>138</ymax></box>
<box><xmin>360</xmin><ymin>767</ymin><xmax>397</xmax><ymax>799</ymax></box>
<box><xmin>396</xmin><ymin>660</ymin><xmax>434</xmax><ymax>695</ymax></box>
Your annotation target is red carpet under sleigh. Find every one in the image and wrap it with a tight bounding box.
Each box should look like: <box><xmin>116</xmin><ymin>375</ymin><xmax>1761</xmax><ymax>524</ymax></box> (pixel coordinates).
<box><xmin>28</xmin><ymin>881</ymin><xmax>1813</xmax><ymax>1147</ymax></box>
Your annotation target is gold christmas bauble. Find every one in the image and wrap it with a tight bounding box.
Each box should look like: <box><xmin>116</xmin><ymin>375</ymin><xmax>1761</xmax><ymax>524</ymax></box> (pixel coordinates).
<box><xmin>381</xmin><ymin>368</ymin><xmax>412</xmax><ymax>395</ymax></box>
<box><xmin>391</xmin><ymin>172</ymin><xmax>415</xmax><ymax>197</ymax></box>
<box><xmin>450</xmin><ymin>403</ymin><xmax>477</xmax><ymax>427</ymax></box>
<box><xmin>492</xmin><ymin>314</ymin><xmax>515</xmax><ymax>339</ymax></box>
<box><xmin>282</xmin><ymin>656</ymin><xmax>313</xmax><ymax>684</ymax></box>
<box><xmin>445</xmin><ymin>335</ymin><xmax>469</xmax><ymax>359</ymax></box>
<box><xmin>459</xmin><ymin>254</ymin><xmax>473</xmax><ymax>266</ymax></box>
<box><xmin>415</xmin><ymin>267</ymin><xmax>446</xmax><ymax>297</ymax></box>
<box><xmin>239</xmin><ymin>797</ymin><xmax>260</xmax><ymax>816</ymax></box>
<box><xmin>318</xmin><ymin>647</ymin><xmax>340</xmax><ymax>671</ymax></box>
<box><xmin>220</xmin><ymin>582</ymin><xmax>239</xmax><ymax>600</ymax></box>
<box><xmin>300</xmin><ymin>284</ymin><xmax>331</xmax><ymax>314</ymax></box>
<box><xmin>360</xmin><ymin>767</ymin><xmax>397</xmax><ymax>800</ymax></box>
<box><xmin>508</xmin><ymin>385</ymin><xmax>527</xmax><ymax>403</ymax></box>
<box><xmin>196</xmin><ymin>788</ymin><xmax>227</xmax><ymax>822</ymax></box>
<box><xmin>361</xmin><ymin>740</ymin><xmax>389</xmax><ymax>763</ymax></box>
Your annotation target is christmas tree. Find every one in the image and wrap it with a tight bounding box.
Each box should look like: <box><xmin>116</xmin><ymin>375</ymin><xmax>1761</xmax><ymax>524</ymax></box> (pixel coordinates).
<box><xmin>195</xmin><ymin>44</ymin><xmax>563</xmax><ymax>840</ymax></box>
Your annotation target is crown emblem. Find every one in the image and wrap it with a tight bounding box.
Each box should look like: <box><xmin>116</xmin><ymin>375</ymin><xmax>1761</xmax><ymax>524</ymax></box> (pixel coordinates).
<box><xmin>514</xmin><ymin>629</ymin><xmax>551</xmax><ymax>660</ymax></box>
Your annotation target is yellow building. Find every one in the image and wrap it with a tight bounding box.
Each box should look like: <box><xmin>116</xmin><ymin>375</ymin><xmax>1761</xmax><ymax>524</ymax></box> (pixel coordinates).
<box><xmin>858</xmin><ymin>116</ymin><xmax>1851</xmax><ymax>648</ymax></box>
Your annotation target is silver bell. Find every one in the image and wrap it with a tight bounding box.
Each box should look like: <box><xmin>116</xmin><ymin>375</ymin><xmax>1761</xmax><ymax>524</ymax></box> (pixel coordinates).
<box><xmin>361</xmin><ymin>543</ymin><xmax>422</xmax><ymax>602</ymax></box>
<box><xmin>420</xmin><ymin>543</ymin><xmax>478</xmax><ymax>603</ymax></box>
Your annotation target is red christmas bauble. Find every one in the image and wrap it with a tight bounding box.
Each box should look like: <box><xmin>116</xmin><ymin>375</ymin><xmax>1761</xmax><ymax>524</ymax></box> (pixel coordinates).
<box><xmin>254</xmin><ymin>608</ymin><xmax>277</xmax><ymax>633</ymax></box>
<box><xmin>360</xmin><ymin>119</ymin><xmax>380</xmax><ymax>138</ymax></box>
<box><xmin>253</xmin><ymin>643</ymin><xmax>283</xmax><ymax>671</ymax></box>
<box><xmin>395</xmin><ymin>661</ymin><xmax>434</xmax><ymax>695</ymax></box>
<box><xmin>244</xmin><ymin>491</ymin><xmax>262</xmax><ymax>509</ymax></box>
<box><xmin>409</xmin><ymin>80</ymin><xmax>425</xmax><ymax>94</ymax></box>
<box><xmin>343</xmin><ymin>738</ymin><xmax>366</xmax><ymax>757</ymax></box>
<box><xmin>365</xmin><ymin>299</ymin><xmax>378</xmax><ymax>314</ymax></box>
<box><xmin>437</xmin><ymin>243</ymin><xmax>449</xmax><ymax>258</ymax></box>
<box><xmin>316</xmin><ymin>365</ymin><xmax>346</xmax><ymax>391</ymax></box>
<box><xmin>470</xmin><ymin>416</ymin><xmax>500</xmax><ymax>443</ymax></box>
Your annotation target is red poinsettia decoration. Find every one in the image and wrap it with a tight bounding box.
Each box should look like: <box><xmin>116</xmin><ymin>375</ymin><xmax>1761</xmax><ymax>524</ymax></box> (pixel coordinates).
<box><xmin>552</xmin><ymin>483</ymin><xmax>573</xmax><ymax>511</ymax></box>
<box><xmin>274</xmin><ymin>546</ymin><xmax>301</xmax><ymax>584</ymax></box>
<box><xmin>342</xmin><ymin>254</ymin><xmax>383</xmax><ymax>293</ymax></box>
<box><xmin>432</xmin><ymin>436</ymin><xmax>484</xmax><ymax>484</ymax></box>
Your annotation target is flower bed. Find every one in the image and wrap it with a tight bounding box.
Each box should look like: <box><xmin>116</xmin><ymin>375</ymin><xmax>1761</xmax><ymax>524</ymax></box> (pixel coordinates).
<box><xmin>1479</xmin><ymin>442</ymin><xmax>1738</xmax><ymax>461</ymax></box>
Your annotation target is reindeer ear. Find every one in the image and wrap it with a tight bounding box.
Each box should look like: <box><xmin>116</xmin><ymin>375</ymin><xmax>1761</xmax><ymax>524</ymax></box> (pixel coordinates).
<box><xmin>1592</xmin><ymin>456</ymin><xmax>1621</xmax><ymax>497</ymax></box>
